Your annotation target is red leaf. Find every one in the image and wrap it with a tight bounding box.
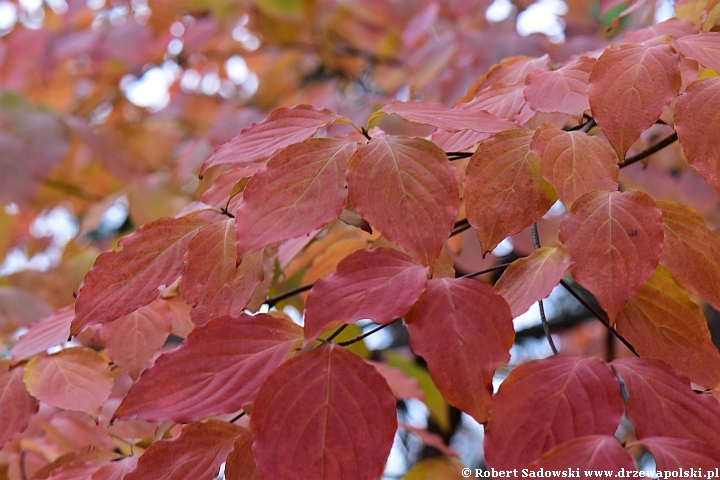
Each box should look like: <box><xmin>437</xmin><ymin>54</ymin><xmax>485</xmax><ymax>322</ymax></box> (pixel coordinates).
<box><xmin>524</xmin><ymin>56</ymin><xmax>593</xmax><ymax>117</ymax></box>
<box><xmin>180</xmin><ymin>220</ymin><xmax>265</xmax><ymax>323</ymax></box>
<box><xmin>224</xmin><ymin>428</ymin><xmax>261</xmax><ymax>480</ymax></box>
<box><xmin>251</xmin><ymin>344</ymin><xmax>397</xmax><ymax>480</ymax></box>
<box><xmin>611</xmin><ymin>358</ymin><xmax>720</xmax><ymax>444</ymax></box>
<box><xmin>671</xmin><ymin>32</ymin><xmax>720</xmax><ymax>72</ymax></box>
<box><xmin>559</xmin><ymin>190</ymin><xmax>663</xmax><ymax>323</ymax></box>
<box><xmin>304</xmin><ymin>248</ymin><xmax>428</xmax><ymax>342</ymax></box>
<box><xmin>347</xmin><ymin>136</ymin><xmax>460</xmax><ymax>268</ymax></box>
<box><xmin>616</xmin><ymin>266</ymin><xmax>720</xmax><ymax>389</ymax></box>
<box><xmin>23</xmin><ymin>347</ymin><xmax>113</xmax><ymax>416</ymax></box>
<box><xmin>114</xmin><ymin>314</ymin><xmax>302</xmax><ymax>422</ymax></box>
<box><xmin>200</xmin><ymin>105</ymin><xmax>347</xmax><ymax>174</ymax></box>
<box><xmin>674</xmin><ymin>77</ymin><xmax>720</xmax><ymax>195</ymax></box>
<box><xmin>633</xmin><ymin>437</ymin><xmax>720</xmax><ymax>469</ymax></box>
<box><xmin>659</xmin><ymin>201</ymin><xmax>720</xmax><ymax>312</ymax></box>
<box><xmin>495</xmin><ymin>246</ymin><xmax>573</xmax><ymax>317</ymax></box>
<box><xmin>405</xmin><ymin>278</ymin><xmax>514</xmax><ymax>423</ymax></box>
<box><xmin>234</xmin><ymin>138</ymin><xmax>356</xmax><ymax>257</ymax></box>
<box><xmin>484</xmin><ymin>356</ymin><xmax>624</xmax><ymax>469</ymax></box>
<box><xmin>124</xmin><ymin>420</ymin><xmax>243</xmax><ymax>480</ymax></box>
<box><xmin>369</xmin><ymin>361</ymin><xmax>425</xmax><ymax>401</ymax></box>
<box><xmin>588</xmin><ymin>43</ymin><xmax>681</xmax><ymax>159</ymax></box>
<box><xmin>464</xmin><ymin>128</ymin><xmax>557</xmax><ymax>255</ymax></box>
<box><xmin>100</xmin><ymin>302</ymin><xmax>172</xmax><ymax>379</ymax></box>
<box><xmin>531</xmin><ymin>123</ymin><xmax>619</xmax><ymax>208</ymax></box>
<box><xmin>0</xmin><ymin>361</ymin><xmax>38</xmax><ymax>449</ymax></box>
<box><xmin>72</xmin><ymin>217</ymin><xmax>208</xmax><ymax>335</ymax></box>
<box><xmin>12</xmin><ymin>306</ymin><xmax>73</xmax><ymax>364</ymax></box>
<box><xmin>375</xmin><ymin>100</ymin><xmax>518</xmax><ymax>133</ymax></box>
<box><xmin>526</xmin><ymin>435</ymin><xmax>636</xmax><ymax>470</ymax></box>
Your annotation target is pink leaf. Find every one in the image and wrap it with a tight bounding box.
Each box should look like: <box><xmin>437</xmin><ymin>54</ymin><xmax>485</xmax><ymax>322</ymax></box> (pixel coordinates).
<box><xmin>671</xmin><ymin>32</ymin><xmax>720</xmax><ymax>72</ymax></box>
<box><xmin>12</xmin><ymin>306</ymin><xmax>73</xmax><ymax>364</ymax></box>
<box><xmin>524</xmin><ymin>56</ymin><xmax>593</xmax><ymax>116</ymax></box>
<box><xmin>0</xmin><ymin>361</ymin><xmax>38</xmax><ymax>449</ymax></box>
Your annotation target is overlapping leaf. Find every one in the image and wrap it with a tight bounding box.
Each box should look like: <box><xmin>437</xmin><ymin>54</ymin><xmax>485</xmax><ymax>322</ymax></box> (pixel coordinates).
<box><xmin>559</xmin><ymin>190</ymin><xmax>663</xmax><ymax>323</ymax></box>
<box><xmin>526</xmin><ymin>435</ymin><xmax>635</xmax><ymax>470</ymax></box>
<box><xmin>495</xmin><ymin>247</ymin><xmax>573</xmax><ymax>317</ymax></box>
<box><xmin>124</xmin><ymin>420</ymin><xmax>243</xmax><ymax>480</ymax></box>
<box><xmin>23</xmin><ymin>348</ymin><xmax>113</xmax><ymax>416</ymax></box>
<box><xmin>616</xmin><ymin>266</ymin><xmax>720</xmax><ymax>389</ymax></box>
<box><xmin>671</xmin><ymin>32</ymin><xmax>720</xmax><ymax>72</ymax></box>
<box><xmin>464</xmin><ymin>128</ymin><xmax>556</xmax><ymax>255</ymax></box>
<box><xmin>0</xmin><ymin>361</ymin><xmax>38</xmax><ymax>449</ymax></box>
<box><xmin>461</xmin><ymin>83</ymin><xmax>529</xmax><ymax>122</ymax></box>
<box><xmin>200</xmin><ymin>105</ymin><xmax>348</xmax><ymax>174</ymax></box>
<box><xmin>588</xmin><ymin>43</ymin><xmax>681</xmax><ymax>159</ymax></box>
<box><xmin>674</xmin><ymin>77</ymin><xmax>720</xmax><ymax>195</ymax></box>
<box><xmin>12</xmin><ymin>306</ymin><xmax>73</xmax><ymax>364</ymax></box>
<box><xmin>611</xmin><ymin>358</ymin><xmax>720</xmax><ymax>444</ymax></box>
<box><xmin>531</xmin><ymin>123</ymin><xmax>619</xmax><ymax>208</ymax></box>
<box><xmin>224</xmin><ymin>428</ymin><xmax>261</xmax><ymax>480</ymax></box>
<box><xmin>633</xmin><ymin>437</ymin><xmax>720</xmax><ymax>469</ymax></box>
<box><xmin>524</xmin><ymin>56</ymin><xmax>593</xmax><ymax>117</ymax></box>
<box><xmin>405</xmin><ymin>278</ymin><xmax>514</xmax><ymax>423</ymax></box>
<box><xmin>235</xmin><ymin>139</ymin><xmax>356</xmax><ymax>257</ymax></box>
<box><xmin>251</xmin><ymin>344</ymin><xmax>397</xmax><ymax>480</ymax></box>
<box><xmin>347</xmin><ymin>136</ymin><xmax>459</xmax><ymax>268</ymax></box>
<box><xmin>72</xmin><ymin>217</ymin><xmax>208</xmax><ymax>335</ymax></box>
<box><xmin>304</xmin><ymin>248</ymin><xmax>428</xmax><ymax>342</ymax></box>
<box><xmin>180</xmin><ymin>219</ymin><xmax>264</xmax><ymax>323</ymax></box>
<box><xmin>658</xmin><ymin>201</ymin><xmax>720</xmax><ymax>312</ymax></box>
<box><xmin>114</xmin><ymin>314</ymin><xmax>302</xmax><ymax>422</ymax></box>
<box><xmin>484</xmin><ymin>356</ymin><xmax>624</xmax><ymax>469</ymax></box>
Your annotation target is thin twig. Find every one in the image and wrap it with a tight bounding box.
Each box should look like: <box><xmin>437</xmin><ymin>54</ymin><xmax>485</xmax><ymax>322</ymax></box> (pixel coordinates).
<box><xmin>360</xmin><ymin>127</ymin><xmax>372</xmax><ymax>141</ymax></box>
<box><xmin>621</xmin><ymin>132</ymin><xmax>678</xmax><ymax>168</ymax></box>
<box><xmin>446</xmin><ymin>151</ymin><xmax>474</xmax><ymax>161</ymax></box>
<box><xmin>580</xmin><ymin>117</ymin><xmax>596</xmax><ymax>133</ymax></box>
<box><xmin>324</xmin><ymin>324</ymin><xmax>348</xmax><ymax>343</ymax></box>
<box><xmin>460</xmin><ymin>262</ymin><xmax>512</xmax><ymax>279</ymax></box>
<box><xmin>264</xmin><ymin>283</ymin><xmax>314</xmax><ymax>308</ymax></box>
<box><xmin>453</xmin><ymin>218</ymin><xmax>469</xmax><ymax>229</ymax></box>
<box><xmin>338</xmin><ymin>320</ymin><xmax>397</xmax><ymax>346</ymax></box>
<box><xmin>559</xmin><ymin>279</ymin><xmax>638</xmax><ymax>356</ymax></box>
<box><xmin>450</xmin><ymin>222</ymin><xmax>472</xmax><ymax>237</ymax></box>
<box><xmin>229</xmin><ymin>411</ymin><xmax>246</xmax><ymax>423</ymax></box>
<box><xmin>531</xmin><ymin>223</ymin><xmax>558</xmax><ymax>355</ymax></box>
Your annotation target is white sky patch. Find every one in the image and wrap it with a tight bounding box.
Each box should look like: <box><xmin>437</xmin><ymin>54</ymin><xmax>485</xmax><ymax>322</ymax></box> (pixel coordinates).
<box><xmin>486</xmin><ymin>0</ymin><xmax>513</xmax><ymax>22</ymax></box>
<box><xmin>0</xmin><ymin>1</ymin><xmax>16</xmax><ymax>34</ymax></box>
<box><xmin>492</xmin><ymin>237</ymin><xmax>514</xmax><ymax>257</ymax></box>
<box><xmin>123</xmin><ymin>66</ymin><xmax>175</xmax><ymax>110</ymax></box>
<box><xmin>517</xmin><ymin>0</ymin><xmax>567</xmax><ymax>43</ymax></box>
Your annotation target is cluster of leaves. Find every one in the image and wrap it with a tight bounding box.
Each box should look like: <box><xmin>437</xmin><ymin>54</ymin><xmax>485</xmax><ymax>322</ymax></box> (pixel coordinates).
<box><xmin>3</xmin><ymin>0</ymin><xmax>720</xmax><ymax>478</ymax></box>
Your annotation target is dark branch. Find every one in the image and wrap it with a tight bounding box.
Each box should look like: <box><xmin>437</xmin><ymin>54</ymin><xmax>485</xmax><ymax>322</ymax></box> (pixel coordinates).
<box><xmin>446</xmin><ymin>151</ymin><xmax>474</xmax><ymax>161</ymax></box>
<box><xmin>264</xmin><ymin>283</ymin><xmax>314</xmax><ymax>308</ymax></box>
<box><xmin>338</xmin><ymin>320</ymin><xmax>398</xmax><ymax>346</ymax></box>
<box><xmin>531</xmin><ymin>223</ymin><xmax>558</xmax><ymax>355</ymax></box>
<box><xmin>324</xmin><ymin>324</ymin><xmax>349</xmax><ymax>343</ymax></box>
<box><xmin>460</xmin><ymin>262</ymin><xmax>512</xmax><ymax>279</ymax></box>
<box><xmin>229</xmin><ymin>411</ymin><xmax>246</xmax><ymax>423</ymax></box>
<box><xmin>621</xmin><ymin>132</ymin><xmax>678</xmax><ymax>168</ymax></box>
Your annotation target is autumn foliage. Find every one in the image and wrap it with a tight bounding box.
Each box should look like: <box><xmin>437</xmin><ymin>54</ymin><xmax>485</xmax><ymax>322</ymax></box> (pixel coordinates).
<box><xmin>3</xmin><ymin>0</ymin><xmax>720</xmax><ymax>478</ymax></box>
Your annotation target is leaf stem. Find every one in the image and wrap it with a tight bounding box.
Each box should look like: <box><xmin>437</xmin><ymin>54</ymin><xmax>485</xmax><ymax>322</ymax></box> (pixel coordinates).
<box><xmin>460</xmin><ymin>262</ymin><xmax>512</xmax><ymax>278</ymax></box>
<box><xmin>621</xmin><ymin>132</ymin><xmax>678</xmax><ymax>168</ymax></box>
<box><xmin>338</xmin><ymin>320</ymin><xmax>397</xmax><ymax>346</ymax></box>
<box><xmin>264</xmin><ymin>283</ymin><xmax>314</xmax><ymax>308</ymax></box>
<box><xmin>531</xmin><ymin>223</ymin><xmax>558</xmax><ymax>355</ymax></box>
<box><xmin>360</xmin><ymin>127</ymin><xmax>372</xmax><ymax>141</ymax></box>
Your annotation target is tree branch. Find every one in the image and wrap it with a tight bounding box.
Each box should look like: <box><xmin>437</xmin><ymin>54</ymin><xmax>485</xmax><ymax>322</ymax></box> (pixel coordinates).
<box><xmin>621</xmin><ymin>132</ymin><xmax>678</xmax><ymax>168</ymax></box>
<box><xmin>532</xmin><ymin>223</ymin><xmax>558</xmax><ymax>355</ymax></box>
<box><xmin>446</xmin><ymin>151</ymin><xmax>474</xmax><ymax>161</ymax></box>
<box><xmin>338</xmin><ymin>320</ymin><xmax>398</xmax><ymax>346</ymax></box>
<box><xmin>264</xmin><ymin>283</ymin><xmax>314</xmax><ymax>308</ymax></box>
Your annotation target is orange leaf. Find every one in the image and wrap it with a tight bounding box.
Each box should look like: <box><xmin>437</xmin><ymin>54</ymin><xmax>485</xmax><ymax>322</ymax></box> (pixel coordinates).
<box><xmin>406</xmin><ymin>278</ymin><xmax>514</xmax><ymax>423</ymax></box>
<box><xmin>251</xmin><ymin>344</ymin><xmax>397</xmax><ymax>480</ymax></box>
<box><xmin>23</xmin><ymin>348</ymin><xmax>113</xmax><ymax>416</ymax></box>
<box><xmin>484</xmin><ymin>356</ymin><xmax>623</xmax><ymax>469</ymax></box>
<box><xmin>0</xmin><ymin>361</ymin><xmax>38</xmax><ymax>449</ymax></box>
<box><xmin>531</xmin><ymin>123</ymin><xmax>619</xmax><ymax>208</ymax></box>
<box><xmin>559</xmin><ymin>190</ymin><xmax>663</xmax><ymax>323</ymax></box>
<box><xmin>526</xmin><ymin>435</ymin><xmax>635</xmax><ymax>471</ymax></box>
<box><xmin>224</xmin><ymin>428</ymin><xmax>261</xmax><ymax>480</ymax></box>
<box><xmin>616</xmin><ymin>266</ymin><xmax>720</xmax><ymax>389</ymax></box>
<box><xmin>588</xmin><ymin>43</ymin><xmax>681</xmax><ymax>159</ymax></box>
<box><xmin>495</xmin><ymin>246</ymin><xmax>573</xmax><ymax>317</ymax></box>
<box><xmin>464</xmin><ymin>128</ymin><xmax>557</xmax><ymax>255</ymax></box>
<box><xmin>523</xmin><ymin>56</ymin><xmax>593</xmax><ymax>117</ymax></box>
<box><xmin>674</xmin><ymin>77</ymin><xmax>720</xmax><ymax>195</ymax></box>
<box><xmin>347</xmin><ymin>136</ymin><xmax>460</xmax><ymax>268</ymax></box>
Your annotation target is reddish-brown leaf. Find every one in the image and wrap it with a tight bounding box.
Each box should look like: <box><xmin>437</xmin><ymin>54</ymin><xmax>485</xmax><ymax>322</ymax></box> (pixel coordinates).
<box><xmin>464</xmin><ymin>128</ymin><xmax>557</xmax><ymax>255</ymax></box>
<box><xmin>484</xmin><ymin>356</ymin><xmax>624</xmax><ymax>469</ymax></box>
<box><xmin>405</xmin><ymin>278</ymin><xmax>514</xmax><ymax>423</ymax></box>
<box><xmin>674</xmin><ymin>77</ymin><xmax>720</xmax><ymax>195</ymax></box>
<box><xmin>124</xmin><ymin>420</ymin><xmax>243</xmax><ymax>480</ymax></box>
<box><xmin>114</xmin><ymin>314</ymin><xmax>302</xmax><ymax>422</ymax></box>
<box><xmin>632</xmin><ymin>437</ymin><xmax>720</xmax><ymax>469</ymax></box>
<box><xmin>72</xmin><ymin>217</ymin><xmax>208</xmax><ymax>335</ymax></box>
<box><xmin>495</xmin><ymin>246</ymin><xmax>573</xmax><ymax>317</ymax></box>
<box><xmin>234</xmin><ymin>139</ymin><xmax>356</xmax><ymax>257</ymax></box>
<box><xmin>12</xmin><ymin>306</ymin><xmax>73</xmax><ymax>364</ymax></box>
<box><xmin>200</xmin><ymin>105</ymin><xmax>347</xmax><ymax>174</ymax></box>
<box><xmin>671</xmin><ymin>32</ymin><xmax>720</xmax><ymax>72</ymax></box>
<box><xmin>100</xmin><ymin>302</ymin><xmax>172</xmax><ymax>380</ymax></box>
<box><xmin>659</xmin><ymin>201</ymin><xmax>720</xmax><ymax>312</ymax></box>
<box><xmin>526</xmin><ymin>435</ymin><xmax>636</xmax><ymax>470</ymax></box>
<box><xmin>616</xmin><ymin>266</ymin><xmax>720</xmax><ymax>389</ymax></box>
<box><xmin>0</xmin><ymin>361</ymin><xmax>38</xmax><ymax>449</ymax></box>
<box><xmin>180</xmin><ymin>220</ymin><xmax>264</xmax><ymax>323</ymax></box>
<box><xmin>224</xmin><ymin>428</ymin><xmax>261</xmax><ymax>480</ymax></box>
<box><xmin>611</xmin><ymin>358</ymin><xmax>720</xmax><ymax>444</ymax></box>
<box><xmin>524</xmin><ymin>56</ymin><xmax>594</xmax><ymax>117</ymax></box>
<box><xmin>251</xmin><ymin>344</ymin><xmax>397</xmax><ymax>480</ymax></box>
<box><xmin>373</xmin><ymin>100</ymin><xmax>518</xmax><ymax>133</ymax></box>
<box><xmin>304</xmin><ymin>248</ymin><xmax>428</xmax><ymax>342</ymax></box>
<box><xmin>531</xmin><ymin>123</ymin><xmax>619</xmax><ymax>208</ymax></box>
<box><xmin>347</xmin><ymin>136</ymin><xmax>459</xmax><ymax>268</ymax></box>
<box><xmin>23</xmin><ymin>348</ymin><xmax>113</xmax><ymax>416</ymax></box>
<box><xmin>559</xmin><ymin>190</ymin><xmax>663</xmax><ymax>323</ymax></box>
<box><xmin>463</xmin><ymin>83</ymin><xmax>529</xmax><ymax>123</ymax></box>
<box><xmin>588</xmin><ymin>43</ymin><xmax>681</xmax><ymax>159</ymax></box>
